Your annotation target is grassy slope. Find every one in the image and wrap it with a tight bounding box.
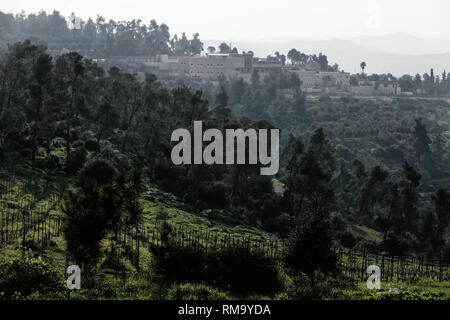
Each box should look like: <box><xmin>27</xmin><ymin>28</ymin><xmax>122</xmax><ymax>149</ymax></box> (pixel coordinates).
<box><xmin>0</xmin><ymin>166</ymin><xmax>383</xmax><ymax>261</ymax></box>
<box><xmin>330</xmin><ymin>280</ymin><xmax>450</xmax><ymax>300</ymax></box>
<box><xmin>1</xmin><ymin>167</ymin><xmax>450</xmax><ymax>299</ymax></box>
<box><xmin>0</xmin><ymin>166</ymin><xmax>273</xmax><ymax>263</ymax></box>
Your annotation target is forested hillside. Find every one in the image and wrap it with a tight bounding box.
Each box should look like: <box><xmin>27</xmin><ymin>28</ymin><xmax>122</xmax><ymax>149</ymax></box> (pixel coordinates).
<box><xmin>0</xmin><ymin>10</ymin><xmax>203</xmax><ymax>57</ymax></box>
<box><xmin>1</xmin><ymin>34</ymin><xmax>450</xmax><ymax>299</ymax></box>
<box><xmin>1</xmin><ymin>39</ymin><xmax>449</xmax><ymax>255</ymax></box>
<box><xmin>206</xmin><ymin>76</ymin><xmax>450</xmax><ymax>190</ymax></box>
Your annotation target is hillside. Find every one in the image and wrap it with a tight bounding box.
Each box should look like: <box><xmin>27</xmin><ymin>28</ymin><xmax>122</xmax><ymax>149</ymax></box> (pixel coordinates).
<box><xmin>1</xmin><ymin>39</ymin><xmax>450</xmax><ymax>300</ymax></box>
<box><xmin>3</xmin><ymin>165</ymin><xmax>448</xmax><ymax>301</ymax></box>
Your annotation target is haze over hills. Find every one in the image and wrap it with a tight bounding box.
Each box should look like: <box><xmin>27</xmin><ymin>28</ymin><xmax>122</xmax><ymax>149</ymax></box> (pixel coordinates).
<box><xmin>350</xmin><ymin>33</ymin><xmax>450</xmax><ymax>55</ymax></box>
<box><xmin>204</xmin><ymin>33</ymin><xmax>450</xmax><ymax>76</ymax></box>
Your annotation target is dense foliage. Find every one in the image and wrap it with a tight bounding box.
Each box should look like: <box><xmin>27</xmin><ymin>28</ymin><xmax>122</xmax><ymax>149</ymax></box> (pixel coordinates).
<box><xmin>0</xmin><ymin>10</ymin><xmax>203</xmax><ymax>57</ymax></box>
<box><xmin>1</xmin><ymin>36</ymin><xmax>450</xmax><ymax>300</ymax></box>
<box><xmin>152</xmin><ymin>241</ymin><xmax>283</xmax><ymax>295</ymax></box>
<box><xmin>0</xmin><ymin>256</ymin><xmax>65</xmax><ymax>299</ymax></box>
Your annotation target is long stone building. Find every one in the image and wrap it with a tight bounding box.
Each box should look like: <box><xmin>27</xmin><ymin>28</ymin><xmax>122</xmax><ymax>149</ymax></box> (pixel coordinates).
<box><xmin>284</xmin><ymin>69</ymin><xmax>351</xmax><ymax>93</ymax></box>
<box><xmin>101</xmin><ymin>53</ymin><xmax>401</xmax><ymax>96</ymax></box>
<box><xmin>139</xmin><ymin>53</ymin><xmax>281</xmax><ymax>81</ymax></box>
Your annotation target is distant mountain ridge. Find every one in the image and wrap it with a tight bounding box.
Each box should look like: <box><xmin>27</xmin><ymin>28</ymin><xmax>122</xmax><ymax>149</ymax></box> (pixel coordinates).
<box><xmin>350</xmin><ymin>33</ymin><xmax>450</xmax><ymax>55</ymax></box>
<box><xmin>204</xmin><ymin>33</ymin><xmax>450</xmax><ymax>76</ymax></box>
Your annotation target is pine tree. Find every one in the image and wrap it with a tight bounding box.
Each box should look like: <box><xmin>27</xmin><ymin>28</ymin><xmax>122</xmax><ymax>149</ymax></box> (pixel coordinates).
<box><xmin>284</xmin><ymin>138</ymin><xmax>337</xmax><ymax>297</ymax></box>
<box><xmin>285</xmin><ymin>169</ymin><xmax>337</xmax><ymax>297</ymax></box>
<box><xmin>413</xmin><ymin>119</ymin><xmax>431</xmax><ymax>160</ymax></box>
<box><xmin>400</xmin><ymin>161</ymin><xmax>421</xmax><ymax>235</ymax></box>
<box><xmin>215</xmin><ymin>85</ymin><xmax>229</xmax><ymax>108</ymax></box>
<box><xmin>431</xmin><ymin>189</ymin><xmax>450</xmax><ymax>252</ymax></box>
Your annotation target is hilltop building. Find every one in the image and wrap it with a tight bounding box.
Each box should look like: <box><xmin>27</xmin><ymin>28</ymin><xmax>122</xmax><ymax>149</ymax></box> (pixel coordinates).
<box><xmin>132</xmin><ymin>53</ymin><xmax>281</xmax><ymax>81</ymax></box>
<box><xmin>285</xmin><ymin>69</ymin><xmax>351</xmax><ymax>93</ymax></box>
<box><xmin>349</xmin><ymin>78</ymin><xmax>401</xmax><ymax>96</ymax></box>
<box><xmin>100</xmin><ymin>53</ymin><xmax>402</xmax><ymax>97</ymax></box>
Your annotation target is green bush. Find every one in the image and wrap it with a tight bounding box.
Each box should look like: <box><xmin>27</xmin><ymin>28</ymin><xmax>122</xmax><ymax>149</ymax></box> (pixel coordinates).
<box><xmin>84</xmin><ymin>139</ymin><xmax>100</xmax><ymax>152</ymax></box>
<box><xmin>207</xmin><ymin>246</ymin><xmax>283</xmax><ymax>295</ymax></box>
<box><xmin>340</xmin><ymin>230</ymin><xmax>357</xmax><ymax>248</ymax></box>
<box><xmin>376</xmin><ymin>288</ymin><xmax>449</xmax><ymax>301</ymax></box>
<box><xmin>151</xmin><ymin>242</ymin><xmax>283</xmax><ymax>296</ymax></box>
<box><xmin>167</xmin><ymin>283</ymin><xmax>232</xmax><ymax>300</ymax></box>
<box><xmin>0</xmin><ymin>257</ymin><xmax>65</xmax><ymax>300</ymax></box>
<box><xmin>152</xmin><ymin>243</ymin><xmax>207</xmax><ymax>284</ymax></box>
<box><xmin>78</xmin><ymin>158</ymin><xmax>117</xmax><ymax>185</ymax></box>
<box><xmin>384</xmin><ymin>232</ymin><xmax>412</xmax><ymax>256</ymax></box>
<box><xmin>66</xmin><ymin>146</ymin><xmax>87</xmax><ymax>174</ymax></box>
<box><xmin>69</xmin><ymin>282</ymin><xmax>122</xmax><ymax>300</ymax></box>
<box><xmin>287</xmin><ymin>272</ymin><xmax>356</xmax><ymax>300</ymax></box>
<box><xmin>263</xmin><ymin>213</ymin><xmax>293</xmax><ymax>237</ymax></box>
<box><xmin>201</xmin><ymin>182</ymin><xmax>229</xmax><ymax>208</ymax></box>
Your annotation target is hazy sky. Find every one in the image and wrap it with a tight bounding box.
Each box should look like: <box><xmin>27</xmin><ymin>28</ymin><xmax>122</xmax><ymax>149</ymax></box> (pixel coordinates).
<box><xmin>2</xmin><ymin>0</ymin><xmax>450</xmax><ymax>40</ymax></box>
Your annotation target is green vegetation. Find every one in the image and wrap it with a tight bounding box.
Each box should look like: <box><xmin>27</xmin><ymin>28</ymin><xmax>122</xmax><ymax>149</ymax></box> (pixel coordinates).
<box><xmin>1</xmin><ymin>38</ymin><xmax>450</xmax><ymax>300</ymax></box>
<box><xmin>331</xmin><ymin>280</ymin><xmax>450</xmax><ymax>300</ymax></box>
<box><xmin>0</xmin><ymin>10</ymin><xmax>203</xmax><ymax>58</ymax></box>
<box><xmin>0</xmin><ymin>253</ymin><xmax>65</xmax><ymax>299</ymax></box>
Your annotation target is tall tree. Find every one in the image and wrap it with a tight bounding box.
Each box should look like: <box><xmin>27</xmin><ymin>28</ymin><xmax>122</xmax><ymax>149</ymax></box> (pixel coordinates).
<box><xmin>413</xmin><ymin>118</ymin><xmax>431</xmax><ymax>160</ymax></box>
<box><xmin>218</xmin><ymin>42</ymin><xmax>231</xmax><ymax>54</ymax></box>
<box><xmin>360</xmin><ymin>61</ymin><xmax>366</xmax><ymax>73</ymax></box>
<box><xmin>53</xmin><ymin>52</ymin><xmax>85</xmax><ymax>168</ymax></box>
<box><xmin>29</xmin><ymin>53</ymin><xmax>53</xmax><ymax>167</ymax></box>
<box><xmin>400</xmin><ymin>161</ymin><xmax>421</xmax><ymax>235</ymax></box>
<box><xmin>431</xmin><ymin>189</ymin><xmax>450</xmax><ymax>252</ymax></box>
<box><xmin>215</xmin><ymin>85</ymin><xmax>229</xmax><ymax>108</ymax></box>
<box><xmin>285</xmin><ymin>149</ymin><xmax>337</xmax><ymax>297</ymax></box>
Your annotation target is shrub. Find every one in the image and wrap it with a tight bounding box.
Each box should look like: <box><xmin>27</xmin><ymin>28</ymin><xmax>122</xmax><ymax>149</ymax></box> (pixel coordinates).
<box><xmin>0</xmin><ymin>257</ymin><xmax>65</xmax><ymax>300</ymax></box>
<box><xmin>155</xmin><ymin>206</ymin><xmax>169</xmax><ymax>222</ymax></box>
<box><xmin>66</xmin><ymin>147</ymin><xmax>87</xmax><ymax>174</ymax></box>
<box><xmin>21</xmin><ymin>240</ymin><xmax>41</xmax><ymax>253</ymax></box>
<box><xmin>85</xmin><ymin>139</ymin><xmax>100</xmax><ymax>152</ymax></box>
<box><xmin>340</xmin><ymin>230</ymin><xmax>357</xmax><ymax>248</ymax></box>
<box><xmin>152</xmin><ymin>242</ymin><xmax>283</xmax><ymax>296</ymax></box>
<box><xmin>167</xmin><ymin>283</ymin><xmax>231</xmax><ymax>300</ymax></box>
<box><xmin>201</xmin><ymin>182</ymin><xmax>229</xmax><ymax>208</ymax></box>
<box><xmin>384</xmin><ymin>232</ymin><xmax>412</xmax><ymax>256</ymax></box>
<box><xmin>263</xmin><ymin>213</ymin><xmax>293</xmax><ymax>237</ymax></box>
<box><xmin>353</xmin><ymin>239</ymin><xmax>379</xmax><ymax>253</ymax></box>
<box><xmin>151</xmin><ymin>243</ymin><xmax>207</xmax><ymax>284</ymax></box>
<box><xmin>287</xmin><ymin>272</ymin><xmax>356</xmax><ymax>300</ymax></box>
<box><xmin>101</xmin><ymin>242</ymin><xmax>128</xmax><ymax>272</ymax></box>
<box><xmin>68</xmin><ymin>283</ymin><xmax>122</xmax><ymax>300</ymax></box>
<box><xmin>78</xmin><ymin>158</ymin><xmax>117</xmax><ymax>185</ymax></box>
<box><xmin>208</xmin><ymin>245</ymin><xmax>283</xmax><ymax>295</ymax></box>
<box><xmin>376</xmin><ymin>288</ymin><xmax>449</xmax><ymax>301</ymax></box>
<box><xmin>46</xmin><ymin>154</ymin><xmax>61</xmax><ymax>170</ymax></box>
